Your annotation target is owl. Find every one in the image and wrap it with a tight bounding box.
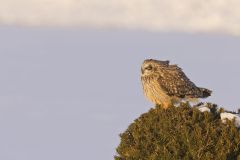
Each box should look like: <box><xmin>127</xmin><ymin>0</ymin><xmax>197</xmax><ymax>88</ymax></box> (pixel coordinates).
<box><xmin>141</xmin><ymin>59</ymin><xmax>212</xmax><ymax>109</ymax></box>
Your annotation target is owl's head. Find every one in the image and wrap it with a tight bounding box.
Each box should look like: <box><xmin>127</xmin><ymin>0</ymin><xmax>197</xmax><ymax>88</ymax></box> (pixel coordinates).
<box><xmin>141</xmin><ymin>59</ymin><xmax>169</xmax><ymax>76</ymax></box>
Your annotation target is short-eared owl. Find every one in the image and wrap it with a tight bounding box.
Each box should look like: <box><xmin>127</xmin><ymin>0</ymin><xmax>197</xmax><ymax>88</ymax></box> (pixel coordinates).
<box><xmin>141</xmin><ymin>59</ymin><xmax>212</xmax><ymax>109</ymax></box>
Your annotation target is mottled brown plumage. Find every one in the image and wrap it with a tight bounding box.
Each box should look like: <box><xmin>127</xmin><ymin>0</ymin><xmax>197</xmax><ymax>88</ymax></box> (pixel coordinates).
<box><xmin>141</xmin><ymin>59</ymin><xmax>212</xmax><ymax>109</ymax></box>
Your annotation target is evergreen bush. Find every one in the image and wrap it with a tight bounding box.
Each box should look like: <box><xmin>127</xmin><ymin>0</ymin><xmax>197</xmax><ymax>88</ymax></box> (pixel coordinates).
<box><xmin>115</xmin><ymin>103</ymin><xmax>240</xmax><ymax>160</ymax></box>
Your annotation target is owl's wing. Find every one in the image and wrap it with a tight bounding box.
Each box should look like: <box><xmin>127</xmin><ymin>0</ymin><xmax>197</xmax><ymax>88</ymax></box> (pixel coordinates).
<box><xmin>158</xmin><ymin>65</ymin><xmax>201</xmax><ymax>98</ymax></box>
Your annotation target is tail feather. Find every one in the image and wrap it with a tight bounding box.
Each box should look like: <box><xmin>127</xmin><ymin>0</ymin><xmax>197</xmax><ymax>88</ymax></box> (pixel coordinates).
<box><xmin>199</xmin><ymin>88</ymin><xmax>212</xmax><ymax>98</ymax></box>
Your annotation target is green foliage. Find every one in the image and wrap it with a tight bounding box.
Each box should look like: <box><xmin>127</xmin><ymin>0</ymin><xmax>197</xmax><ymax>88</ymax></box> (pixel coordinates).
<box><xmin>115</xmin><ymin>103</ymin><xmax>240</xmax><ymax>160</ymax></box>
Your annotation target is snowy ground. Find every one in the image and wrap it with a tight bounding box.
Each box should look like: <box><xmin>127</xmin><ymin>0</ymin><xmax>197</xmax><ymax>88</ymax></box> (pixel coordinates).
<box><xmin>0</xmin><ymin>27</ymin><xmax>240</xmax><ymax>160</ymax></box>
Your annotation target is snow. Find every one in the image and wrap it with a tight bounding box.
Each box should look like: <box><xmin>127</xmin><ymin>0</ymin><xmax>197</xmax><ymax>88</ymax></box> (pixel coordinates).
<box><xmin>195</xmin><ymin>104</ymin><xmax>240</xmax><ymax>128</ymax></box>
<box><xmin>220</xmin><ymin>112</ymin><xmax>240</xmax><ymax>128</ymax></box>
<box><xmin>197</xmin><ymin>106</ymin><xmax>211</xmax><ymax>112</ymax></box>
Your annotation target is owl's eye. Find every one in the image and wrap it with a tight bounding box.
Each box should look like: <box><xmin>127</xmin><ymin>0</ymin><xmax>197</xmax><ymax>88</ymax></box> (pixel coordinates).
<box><xmin>145</xmin><ymin>65</ymin><xmax>153</xmax><ymax>70</ymax></box>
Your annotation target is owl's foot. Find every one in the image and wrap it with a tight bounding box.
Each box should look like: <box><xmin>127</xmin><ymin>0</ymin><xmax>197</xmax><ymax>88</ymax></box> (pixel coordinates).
<box><xmin>162</xmin><ymin>102</ymin><xmax>171</xmax><ymax>109</ymax></box>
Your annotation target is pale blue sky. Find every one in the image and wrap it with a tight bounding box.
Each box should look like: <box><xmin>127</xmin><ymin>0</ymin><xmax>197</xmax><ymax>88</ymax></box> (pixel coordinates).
<box><xmin>0</xmin><ymin>27</ymin><xmax>239</xmax><ymax>159</ymax></box>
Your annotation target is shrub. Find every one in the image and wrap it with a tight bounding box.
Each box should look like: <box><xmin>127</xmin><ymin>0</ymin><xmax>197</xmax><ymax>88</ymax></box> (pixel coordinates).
<box><xmin>115</xmin><ymin>103</ymin><xmax>240</xmax><ymax>160</ymax></box>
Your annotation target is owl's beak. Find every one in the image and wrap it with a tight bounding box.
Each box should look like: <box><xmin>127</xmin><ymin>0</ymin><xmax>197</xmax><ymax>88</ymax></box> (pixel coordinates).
<box><xmin>141</xmin><ymin>68</ymin><xmax>144</xmax><ymax>74</ymax></box>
